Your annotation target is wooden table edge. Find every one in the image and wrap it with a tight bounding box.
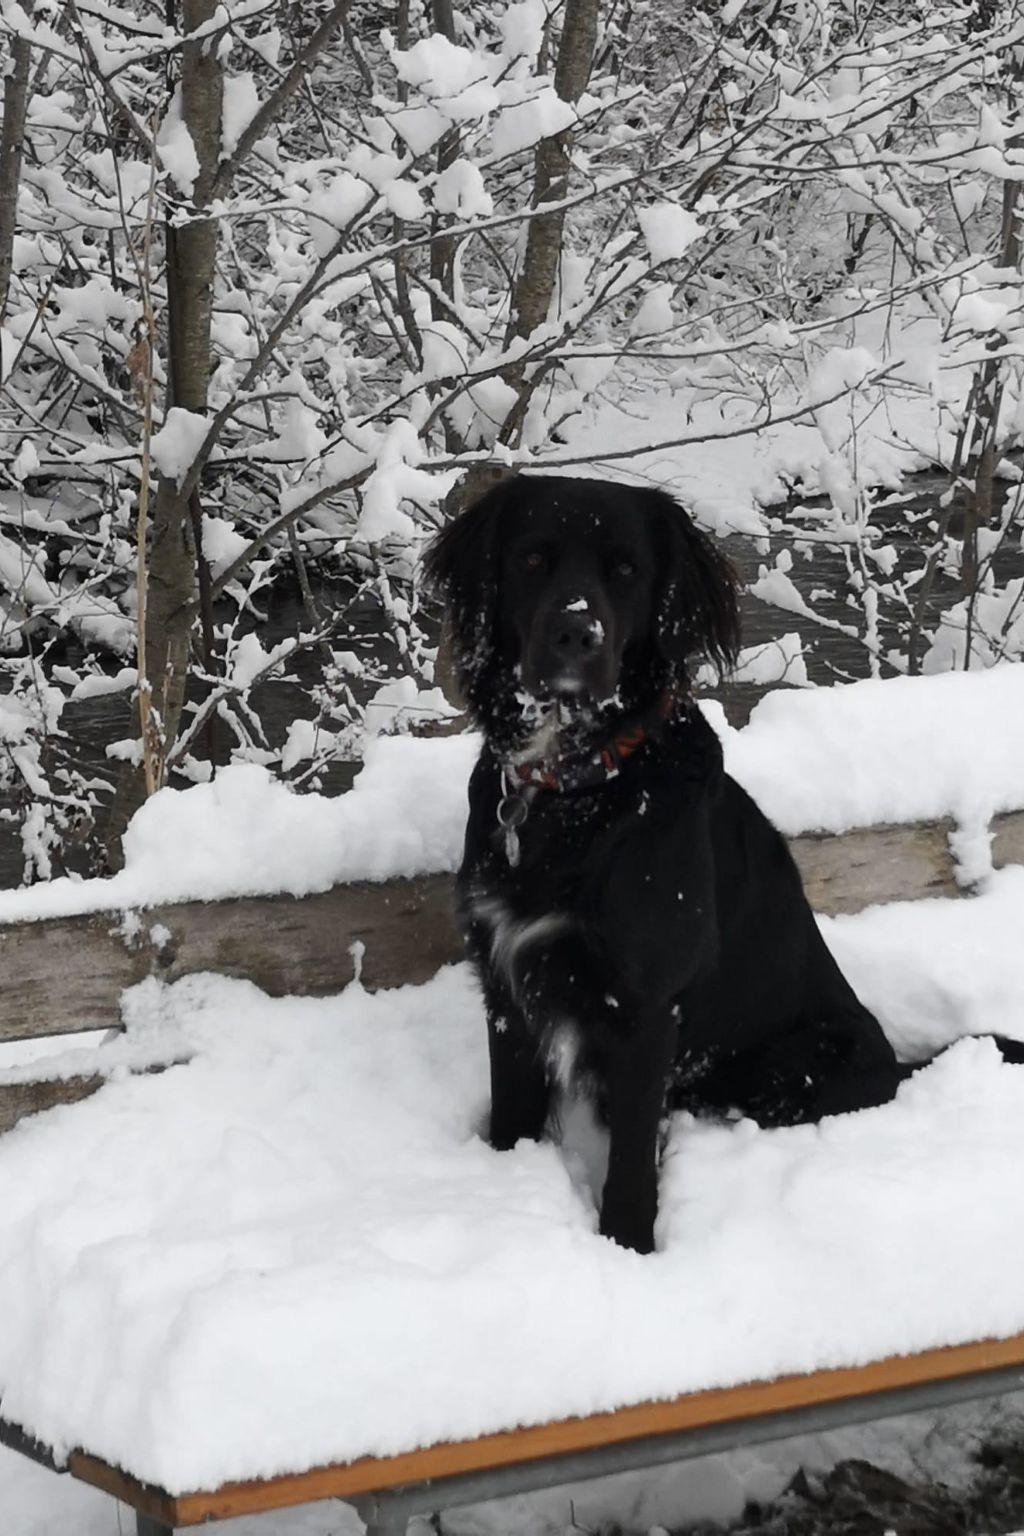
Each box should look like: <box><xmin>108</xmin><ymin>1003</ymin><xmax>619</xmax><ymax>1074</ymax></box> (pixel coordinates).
<box><xmin>54</xmin><ymin>1329</ymin><xmax>1024</xmax><ymax>1527</ymax></box>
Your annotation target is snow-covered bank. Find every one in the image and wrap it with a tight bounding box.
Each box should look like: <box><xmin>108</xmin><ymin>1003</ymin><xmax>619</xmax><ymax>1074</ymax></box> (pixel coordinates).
<box><xmin>1</xmin><ymin>862</ymin><xmax>1023</xmax><ymax>1493</ymax></box>
<box><xmin>0</xmin><ymin>665</ymin><xmax>1022</xmax><ymax>925</ymax></box>
<box><xmin>718</xmin><ymin>662</ymin><xmax>1024</xmax><ymax>836</ymax></box>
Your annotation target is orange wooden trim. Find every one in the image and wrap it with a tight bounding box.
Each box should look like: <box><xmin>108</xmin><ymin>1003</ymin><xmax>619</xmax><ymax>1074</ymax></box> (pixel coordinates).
<box><xmin>64</xmin><ymin>1329</ymin><xmax>1024</xmax><ymax>1527</ymax></box>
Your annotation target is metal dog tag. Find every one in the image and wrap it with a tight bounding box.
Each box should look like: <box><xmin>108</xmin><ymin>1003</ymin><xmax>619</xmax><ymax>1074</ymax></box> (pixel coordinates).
<box><xmin>496</xmin><ymin>792</ymin><xmax>529</xmax><ymax>867</ymax></box>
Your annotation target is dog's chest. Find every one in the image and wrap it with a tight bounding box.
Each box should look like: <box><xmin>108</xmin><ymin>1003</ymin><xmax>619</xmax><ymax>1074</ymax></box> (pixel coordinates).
<box><xmin>472</xmin><ymin>798</ymin><xmax>607</xmax><ymax>937</ymax></box>
<box><xmin>462</xmin><ymin>784</ymin><xmax>594</xmax><ymax>955</ymax></box>
<box><xmin>460</xmin><ymin>751</ymin><xmax>648</xmax><ymax>964</ymax></box>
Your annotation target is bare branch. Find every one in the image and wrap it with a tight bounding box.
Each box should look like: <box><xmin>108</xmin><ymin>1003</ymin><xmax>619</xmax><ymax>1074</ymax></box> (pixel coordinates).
<box><xmin>210</xmin><ymin>1</ymin><xmax>353</xmax><ymax>200</ymax></box>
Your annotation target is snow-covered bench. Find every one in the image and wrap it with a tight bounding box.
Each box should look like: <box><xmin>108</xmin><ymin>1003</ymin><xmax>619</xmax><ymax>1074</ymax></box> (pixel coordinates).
<box><xmin>1</xmin><ymin>812</ymin><xmax>1023</xmax><ymax>1534</ymax></box>
<box><xmin>2</xmin><ymin>669</ymin><xmax>1024</xmax><ymax>1535</ymax></box>
<box><xmin>4</xmin><ymin>1333</ymin><xmax>1024</xmax><ymax>1535</ymax></box>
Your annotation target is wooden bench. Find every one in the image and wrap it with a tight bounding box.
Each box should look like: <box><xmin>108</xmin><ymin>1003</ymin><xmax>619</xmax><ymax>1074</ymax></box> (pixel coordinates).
<box><xmin>3</xmin><ymin>1333</ymin><xmax>1024</xmax><ymax>1534</ymax></box>
<box><xmin>2</xmin><ymin>811</ymin><xmax>1023</xmax><ymax>1534</ymax></box>
<box><xmin>1</xmin><ymin>809</ymin><xmax>1022</xmax><ymax>1055</ymax></box>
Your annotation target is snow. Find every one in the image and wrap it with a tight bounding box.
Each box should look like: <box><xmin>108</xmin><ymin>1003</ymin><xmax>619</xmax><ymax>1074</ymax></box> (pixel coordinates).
<box><xmin>0</xmin><ymin>736</ymin><xmax>480</xmax><ymax>923</ymax></box>
<box><xmin>385</xmin><ymin>178</ymin><xmax>427</xmax><ymax>221</ymax></box>
<box><xmin>390</xmin><ymin>102</ymin><xmax>450</xmax><ymax>156</ymax></box>
<box><xmin>202</xmin><ymin>512</ymin><xmax>250</xmax><ymax>576</ymax></box>
<box><xmin>433</xmin><ymin>157</ymin><xmax>494</xmax><ymax>218</ymax></box>
<box><xmin>720</xmin><ymin>664</ymin><xmax>1024</xmax><ymax>835</ymax></box>
<box><xmin>363</xmin><ymin>676</ymin><xmax>459</xmax><ymax>737</ymax></box>
<box><xmin>1</xmin><ymin>853</ymin><xmax>1024</xmax><ymax>1492</ymax></box>
<box><xmin>280</xmin><ymin>718</ymin><xmax>319</xmax><ymax>774</ymax></box>
<box><xmin>491</xmin><ymin>87</ymin><xmax>576</xmax><ymax>159</ymax></box>
<box><xmin>631</xmin><ymin>281</ymin><xmax>676</xmax><ymax>336</ymax></box>
<box><xmin>499</xmin><ymin>0</ymin><xmax>548</xmax><ymax>62</ymax></box>
<box><xmin>923</xmin><ymin>579</ymin><xmax>1024</xmax><ymax>672</ymax></box>
<box><xmin>638</xmin><ymin>205</ymin><xmax>707</xmax><ymax>264</ymax></box>
<box><xmin>389</xmin><ymin>33</ymin><xmax>500</xmax><ymax>122</ymax></box>
<box><xmin>806</xmin><ymin>346</ymin><xmax>878</xmax><ymax>421</ymax></box>
<box><xmin>10</xmin><ymin>438</ymin><xmax>39</xmax><ymax>481</ymax></box>
<box><xmin>392</xmin><ymin>34</ymin><xmax>486</xmax><ymax>96</ymax></box>
<box><xmin>156</xmin><ymin>87</ymin><xmax>199</xmax><ymax>198</ymax></box>
<box><xmin>553</xmin><ymin>295</ymin><xmax>990</xmax><ymax>541</ymax></box>
<box><xmin>221</xmin><ymin>71</ymin><xmax>260</xmax><ymax>158</ymax></box>
<box><xmin>825</xmin><ymin>867</ymin><xmax>1024</xmax><ymax>1061</ymax></box>
<box><xmin>226</xmin><ymin>630</ymin><xmax>292</xmax><ymax>691</ymax></box>
<box><xmin>65</xmin><ymin>666</ymin><xmax>137</xmax><ymax>702</ymax></box>
<box><xmin>304</xmin><ymin>172</ymin><xmax>371</xmax><ymax>258</ymax></box>
<box><xmin>749</xmin><ymin>562</ymin><xmax>851</xmax><ymax>633</ymax></box>
<box><xmin>357</xmin><ymin>419</ymin><xmax>458</xmax><ymax>542</ymax></box>
<box><xmin>420</xmin><ymin>318</ymin><xmax>471</xmax><ymax>379</ymax></box>
<box><xmin>149</xmin><ymin>407</ymin><xmax>209</xmax><ymax>485</ymax></box>
<box><xmin>698</xmin><ymin>632</ymin><xmax>808</xmax><ymax>689</ymax></box>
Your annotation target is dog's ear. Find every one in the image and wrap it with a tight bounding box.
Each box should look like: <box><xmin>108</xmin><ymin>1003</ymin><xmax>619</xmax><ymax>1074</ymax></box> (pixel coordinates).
<box><xmin>651</xmin><ymin>492</ymin><xmax>740</xmax><ymax>678</ymax></box>
<box><xmin>422</xmin><ymin>479</ymin><xmax>510</xmax><ymax>697</ymax></box>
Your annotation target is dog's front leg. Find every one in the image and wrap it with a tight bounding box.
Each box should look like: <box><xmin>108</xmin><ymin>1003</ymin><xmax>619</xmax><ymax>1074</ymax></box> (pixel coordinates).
<box><xmin>599</xmin><ymin>1010</ymin><xmax>678</xmax><ymax>1254</ymax></box>
<box><xmin>485</xmin><ymin>991</ymin><xmax>550</xmax><ymax>1151</ymax></box>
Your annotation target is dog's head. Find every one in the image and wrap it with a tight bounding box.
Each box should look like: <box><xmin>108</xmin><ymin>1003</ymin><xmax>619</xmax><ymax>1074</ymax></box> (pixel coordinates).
<box><xmin>423</xmin><ymin>475</ymin><xmax>739</xmax><ymax>739</ymax></box>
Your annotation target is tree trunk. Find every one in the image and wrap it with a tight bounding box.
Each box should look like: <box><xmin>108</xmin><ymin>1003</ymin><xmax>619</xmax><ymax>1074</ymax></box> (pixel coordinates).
<box><xmin>508</xmin><ymin>0</ymin><xmax>598</xmax><ymax>349</ymax></box>
<box><xmin>0</xmin><ymin>12</ymin><xmax>33</xmax><ymax>324</ymax></box>
<box><xmin>452</xmin><ymin>0</ymin><xmax>599</xmax><ymax>486</ymax></box>
<box><xmin>104</xmin><ymin>0</ymin><xmax>222</xmax><ymax>861</ymax></box>
<box><xmin>149</xmin><ymin>0</ymin><xmax>223</xmax><ymax>756</ymax></box>
<box><xmin>496</xmin><ymin>0</ymin><xmax>599</xmax><ymax>448</ymax></box>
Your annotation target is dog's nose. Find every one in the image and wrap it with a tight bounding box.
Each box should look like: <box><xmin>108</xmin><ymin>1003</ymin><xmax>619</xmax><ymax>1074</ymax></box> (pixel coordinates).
<box><xmin>552</xmin><ymin>609</ymin><xmax>604</xmax><ymax>660</ymax></box>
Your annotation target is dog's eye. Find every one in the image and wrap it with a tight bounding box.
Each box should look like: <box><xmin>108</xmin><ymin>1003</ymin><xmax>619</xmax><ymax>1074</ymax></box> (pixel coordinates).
<box><xmin>522</xmin><ymin>550</ymin><xmax>546</xmax><ymax>570</ymax></box>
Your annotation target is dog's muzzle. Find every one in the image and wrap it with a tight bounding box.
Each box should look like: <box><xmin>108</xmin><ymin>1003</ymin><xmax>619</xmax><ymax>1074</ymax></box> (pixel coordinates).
<box><xmin>523</xmin><ymin>601</ymin><xmax>617</xmax><ymax>699</ymax></box>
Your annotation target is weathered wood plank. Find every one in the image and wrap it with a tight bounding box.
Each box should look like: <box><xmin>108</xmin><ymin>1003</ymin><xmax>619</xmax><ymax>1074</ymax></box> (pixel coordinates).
<box><xmin>0</xmin><ymin>876</ymin><xmax>462</xmax><ymax>1044</ymax></box>
<box><xmin>0</xmin><ymin>811</ymin><xmax>1022</xmax><ymax>1063</ymax></box>
<box><xmin>791</xmin><ymin>820</ymin><xmax>958</xmax><ymax>915</ymax></box>
<box><xmin>993</xmin><ymin>810</ymin><xmax>1024</xmax><ymax>872</ymax></box>
<box><xmin>156</xmin><ymin>876</ymin><xmax>460</xmax><ymax>997</ymax></box>
<box><xmin>0</xmin><ymin>1075</ymin><xmax>104</xmax><ymax>1136</ymax></box>
<box><xmin>0</xmin><ymin>912</ymin><xmax>142</xmax><ymax>1041</ymax></box>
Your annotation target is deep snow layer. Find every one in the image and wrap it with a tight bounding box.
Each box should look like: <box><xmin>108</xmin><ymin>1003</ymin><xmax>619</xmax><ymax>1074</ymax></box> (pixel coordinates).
<box><xmin>0</xmin><ymin>664</ymin><xmax>1022</xmax><ymax>924</ymax></box>
<box><xmin>1</xmin><ymin>866</ymin><xmax>1023</xmax><ymax>1493</ymax></box>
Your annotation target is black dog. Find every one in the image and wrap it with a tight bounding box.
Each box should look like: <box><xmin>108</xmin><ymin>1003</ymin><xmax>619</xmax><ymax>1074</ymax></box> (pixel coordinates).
<box><xmin>425</xmin><ymin>474</ymin><xmax>1020</xmax><ymax>1254</ymax></box>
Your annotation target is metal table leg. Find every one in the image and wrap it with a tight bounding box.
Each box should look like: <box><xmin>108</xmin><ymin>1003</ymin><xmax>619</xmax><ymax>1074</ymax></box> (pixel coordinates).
<box><xmin>136</xmin><ymin>1514</ymin><xmax>175</xmax><ymax>1536</ymax></box>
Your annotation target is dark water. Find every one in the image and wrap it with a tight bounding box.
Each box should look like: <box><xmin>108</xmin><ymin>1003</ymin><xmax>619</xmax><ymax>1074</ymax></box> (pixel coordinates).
<box><xmin>2</xmin><ymin>471</ymin><xmax>1021</xmax><ymax>888</ymax></box>
<box><xmin>722</xmin><ymin>471</ymin><xmax>1022</xmax><ymax>678</ymax></box>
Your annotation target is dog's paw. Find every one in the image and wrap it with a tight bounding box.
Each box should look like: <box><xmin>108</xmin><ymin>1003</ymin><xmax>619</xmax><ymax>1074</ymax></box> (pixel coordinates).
<box><xmin>488</xmin><ymin>1112</ymin><xmax>543</xmax><ymax>1152</ymax></box>
<box><xmin>598</xmin><ymin>1203</ymin><xmax>656</xmax><ymax>1255</ymax></box>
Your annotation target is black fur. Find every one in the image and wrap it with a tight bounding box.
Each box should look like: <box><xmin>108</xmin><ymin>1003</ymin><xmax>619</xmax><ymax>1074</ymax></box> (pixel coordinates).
<box><xmin>424</xmin><ymin>474</ymin><xmax>1023</xmax><ymax>1255</ymax></box>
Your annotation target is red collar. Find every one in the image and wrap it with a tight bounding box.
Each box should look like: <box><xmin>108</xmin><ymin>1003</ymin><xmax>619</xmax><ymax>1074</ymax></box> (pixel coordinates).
<box><xmin>507</xmin><ymin>686</ymin><xmax>682</xmax><ymax>795</ymax></box>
